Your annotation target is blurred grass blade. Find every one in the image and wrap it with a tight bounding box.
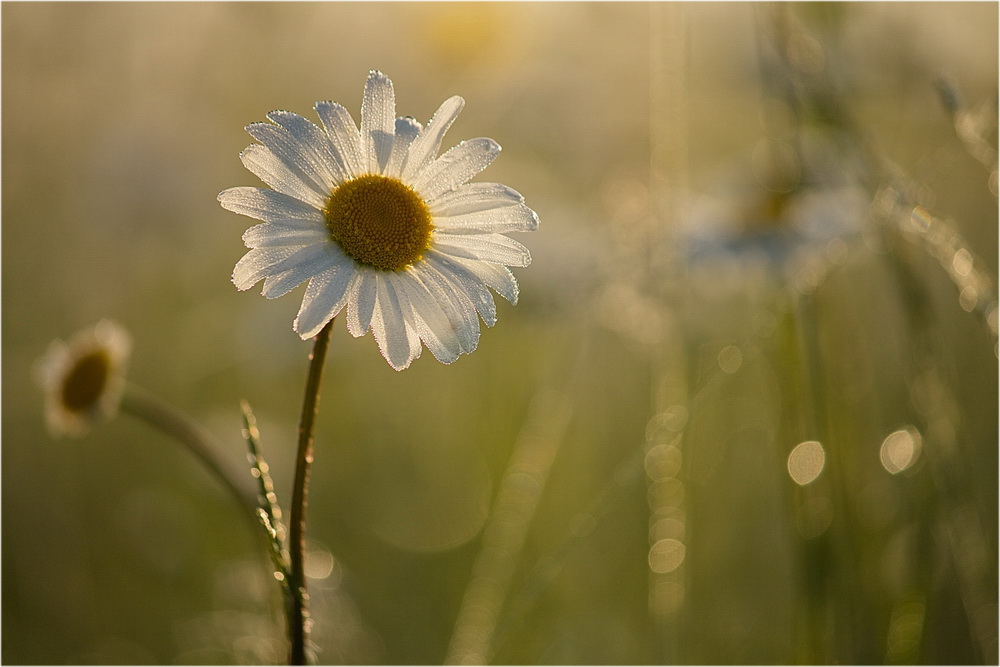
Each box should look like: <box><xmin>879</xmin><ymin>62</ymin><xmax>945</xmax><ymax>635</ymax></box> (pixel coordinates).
<box><xmin>446</xmin><ymin>388</ymin><xmax>574</xmax><ymax>665</ymax></box>
<box><xmin>241</xmin><ymin>399</ymin><xmax>290</xmax><ymax>585</ymax></box>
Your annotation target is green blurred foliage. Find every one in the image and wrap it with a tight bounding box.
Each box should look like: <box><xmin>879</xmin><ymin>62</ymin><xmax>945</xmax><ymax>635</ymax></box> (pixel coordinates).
<box><xmin>3</xmin><ymin>2</ymin><xmax>996</xmax><ymax>665</ymax></box>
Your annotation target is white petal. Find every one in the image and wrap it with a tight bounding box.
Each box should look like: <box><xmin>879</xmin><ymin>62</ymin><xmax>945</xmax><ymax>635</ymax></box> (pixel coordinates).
<box><xmin>413</xmin><ymin>138</ymin><xmax>501</xmax><ymax>201</ymax></box>
<box><xmin>411</xmin><ymin>264</ymin><xmax>481</xmax><ymax>355</ymax></box>
<box><xmin>425</xmin><ymin>251</ymin><xmax>498</xmax><ymax>327</ymax></box>
<box><xmin>236</xmin><ymin>243</ymin><xmax>337</xmax><ymax>295</ymax></box>
<box><xmin>361</xmin><ymin>70</ymin><xmax>396</xmax><ymax>174</ymax></box>
<box><xmin>218</xmin><ymin>187</ymin><xmax>324</xmax><ymax>224</ymax></box>
<box><xmin>240</xmin><ymin>143</ymin><xmax>327</xmax><ymax>209</ymax></box>
<box><xmin>433</xmin><ymin>232</ymin><xmax>531</xmax><ymax>267</ymax></box>
<box><xmin>267</xmin><ymin>110</ymin><xmax>350</xmax><ymax>186</ymax></box>
<box><xmin>397</xmin><ymin>280</ymin><xmax>425</xmax><ymax>362</ymax></box>
<box><xmin>372</xmin><ymin>273</ymin><xmax>419</xmax><ymax>370</ymax></box>
<box><xmin>315</xmin><ymin>100</ymin><xmax>366</xmax><ymax>179</ymax></box>
<box><xmin>242</xmin><ymin>220</ymin><xmax>328</xmax><ymax>248</ymax></box>
<box><xmin>434</xmin><ymin>204</ymin><xmax>540</xmax><ymax>235</ymax></box>
<box><xmin>402</xmin><ymin>95</ymin><xmax>465</xmax><ymax>182</ymax></box>
<box><xmin>440</xmin><ymin>253</ymin><xmax>520</xmax><ymax>305</ymax></box>
<box><xmin>345</xmin><ymin>270</ymin><xmax>378</xmax><ymax>337</ymax></box>
<box><xmin>293</xmin><ymin>260</ymin><xmax>356</xmax><ymax>339</ymax></box>
<box><xmin>260</xmin><ymin>244</ymin><xmax>339</xmax><ymax>298</ymax></box>
<box><xmin>232</xmin><ymin>246</ymin><xmax>301</xmax><ymax>290</ymax></box>
<box><xmin>245</xmin><ymin>121</ymin><xmax>331</xmax><ymax>199</ymax></box>
<box><xmin>384</xmin><ymin>116</ymin><xmax>422</xmax><ymax>179</ymax></box>
<box><xmin>428</xmin><ymin>182</ymin><xmax>524</xmax><ymax>216</ymax></box>
<box><xmin>397</xmin><ymin>272</ymin><xmax>464</xmax><ymax>363</ymax></box>
<box><xmin>261</xmin><ymin>269</ymin><xmax>310</xmax><ymax>299</ymax></box>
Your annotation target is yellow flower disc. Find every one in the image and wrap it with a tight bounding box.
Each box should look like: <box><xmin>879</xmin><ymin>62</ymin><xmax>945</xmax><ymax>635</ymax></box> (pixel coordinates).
<box><xmin>61</xmin><ymin>350</ymin><xmax>110</xmax><ymax>412</ymax></box>
<box><xmin>325</xmin><ymin>175</ymin><xmax>433</xmax><ymax>271</ymax></box>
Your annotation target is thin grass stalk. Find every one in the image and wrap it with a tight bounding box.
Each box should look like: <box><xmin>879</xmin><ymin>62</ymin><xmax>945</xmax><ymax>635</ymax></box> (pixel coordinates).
<box><xmin>288</xmin><ymin>318</ymin><xmax>335</xmax><ymax>666</ymax></box>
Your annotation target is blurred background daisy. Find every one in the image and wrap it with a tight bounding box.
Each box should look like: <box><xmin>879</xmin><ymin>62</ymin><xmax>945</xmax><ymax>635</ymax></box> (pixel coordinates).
<box><xmin>3</xmin><ymin>3</ymin><xmax>996</xmax><ymax>664</ymax></box>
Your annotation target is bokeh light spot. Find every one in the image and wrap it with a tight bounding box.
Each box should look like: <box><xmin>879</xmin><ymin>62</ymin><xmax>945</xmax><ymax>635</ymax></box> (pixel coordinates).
<box><xmin>650</xmin><ymin>517</ymin><xmax>686</xmax><ymax>542</ymax></box>
<box><xmin>644</xmin><ymin>444</ymin><xmax>682</xmax><ymax>481</ymax></box>
<box><xmin>649</xmin><ymin>579</ymin><xmax>685</xmax><ymax>617</ymax></box>
<box><xmin>986</xmin><ymin>304</ymin><xmax>998</xmax><ymax>335</ymax></box>
<box><xmin>880</xmin><ymin>426</ymin><xmax>922</xmax><ymax>475</ymax></box>
<box><xmin>305</xmin><ymin>545</ymin><xmax>337</xmax><ymax>581</ymax></box>
<box><xmin>787</xmin><ymin>440</ymin><xmax>825</xmax><ymax>485</ymax></box>
<box><xmin>645</xmin><ymin>405</ymin><xmax>688</xmax><ymax>442</ymax></box>
<box><xmin>647</xmin><ymin>478</ymin><xmax>685</xmax><ymax>510</ymax></box>
<box><xmin>717</xmin><ymin>345</ymin><xmax>743</xmax><ymax>374</ymax></box>
<box><xmin>648</xmin><ymin>538</ymin><xmax>686</xmax><ymax>574</ymax></box>
<box><xmin>952</xmin><ymin>248</ymin><xmax>973</xmax><ymax>277</ymax></box>
<box><xmin>959</xmin><ymin>285</ymin><xmax>978</xmax><ymax>312</ymax></box>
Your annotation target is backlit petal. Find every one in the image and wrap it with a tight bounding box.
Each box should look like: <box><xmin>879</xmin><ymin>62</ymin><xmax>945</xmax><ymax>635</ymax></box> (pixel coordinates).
<box><xmin>385</xmin><ymin>116</ymin><xmax>423</xmax><ymax>179</ymax></box>
<box><xmin>413</xmin><ymin>138</ymin><xmax>501</xmax><ymax>201</ymax></box>
<box><xmin>372</xmin><ymin>273</ymin><xmax>419</xmax><ymax>370</ymax></box>
<box><xmin>240</xmin><ymin>143</ymin><xmax>327</xmax><ymax>209</ymax></box>
<box><xmin>245</xmin><ymin>122</ymin><xmax>330</xmax><ymax>199</ymax></box>
<box><xmin>433</xmin><ymin>232</ymin><xmax>532</xmax><ymax>267</ymax></box>
<box><xmin>361</xmin><ymin>70</ymin><xmax>396</xmax><ymax>174</ymax></box>
<box><xmin>219</xmin><ymin>187</ymin><xmax>324</xmax><ymax>224</ymax></box>
<box><xmin>267</xmin><ymin>109</ymin><xmax>349</xmax><ymax>186</ymax></box>
<box><xmin>293</xmin><ymin>261</ymin><xmax>356</xmax><ymax>339</ymax></box>
<box><xmin>425</xmin><ymin>251</ymin><xmax>498</xmax><ymax>326</ymax></box>
<box><xmin>242</xmin><ymin>221</ymin><xmax>328</xmax><ymax>248</ymax></box>
<box><xmin>397</xmin><ymin>273</ymin><xmax>464</xmax><ymax>364</ymax></box>
<box><xmin>346</xmin><ymin>270</ymin><xmax>378</xmax><ymax>337</ymax></box>
<box><xmin>433</xmin><ymin>204</ymin><xmax>540</xmax><ymax>235</ymax></box>
<box><xmin>232</xmin><ymin>246</ymin><xmax>301</xmax><ymax>291</ymax></box>
<box><xmin>428</xmin><ymin>182</ymin><xmax>524</xmax><ymax>216</ymax></box>
<box><xmin>261</xmin><ymin>244</ymin><xmax>340</xmax><ymax>298</ymax></box>
<box><xmin>403</xmin><ymin>95</ymin><xmax>465</xmax><ymax>182</ymax></box>
<box><xmin>315</xmin><ymin>100</ymin><xmax>366</xmax><ymax>179</ymax></box>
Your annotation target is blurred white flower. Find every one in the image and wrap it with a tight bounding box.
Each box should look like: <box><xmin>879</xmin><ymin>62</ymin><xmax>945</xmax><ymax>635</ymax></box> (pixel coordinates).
<box><xmin>220</xmin><ymin>71</ymin><xmax>538</xmax><ymax>370</ymax></box>
<box><xmin>36</xmin><ymin>320</ymin><xmax>132</xmax><ymax>437</ymax></box>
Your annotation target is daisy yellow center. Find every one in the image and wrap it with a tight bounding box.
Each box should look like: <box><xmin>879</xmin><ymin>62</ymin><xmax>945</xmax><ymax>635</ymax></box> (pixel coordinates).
<box><xmin>61</xmin><ymin>350</ymin><xmax>110</xmax><ymax>412</ymax></box>
<box><xmin>324</xmin><ymin>174</ymin><xmax>433</xmax><ymax>271</ymax></box>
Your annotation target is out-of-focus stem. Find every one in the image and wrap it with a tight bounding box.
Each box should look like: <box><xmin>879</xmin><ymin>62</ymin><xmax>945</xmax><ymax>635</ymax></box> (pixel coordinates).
<box><xmin>119</xmin><ymin>382</ymin><xmax>257</xmax><ymax>519</ymax></box>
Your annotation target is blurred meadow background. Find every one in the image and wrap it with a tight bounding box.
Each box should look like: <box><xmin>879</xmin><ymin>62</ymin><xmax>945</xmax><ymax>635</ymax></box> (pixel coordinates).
<box><xmin>3</xmin><ymin>2</ymin><xmax>997</xmax><ymax>664</ymax></box>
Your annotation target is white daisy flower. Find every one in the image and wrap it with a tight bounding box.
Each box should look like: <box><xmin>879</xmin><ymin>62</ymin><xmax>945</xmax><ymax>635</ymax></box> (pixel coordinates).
<box><xmin>35</xmin><ymin>320</ymin><xmax>132</xmax><ymax>437</ymax></box>
<box><xmin>220</xmin><ymin>71</ymin><xmax>538</xmax><ymax>370</ymax></box>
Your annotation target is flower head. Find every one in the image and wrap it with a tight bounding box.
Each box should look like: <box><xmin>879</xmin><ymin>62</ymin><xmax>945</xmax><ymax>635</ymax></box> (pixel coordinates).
<box><xmin>220</xmin><ymin>71</ymin><xmax>537</xmax><ymax>370</ymax></box>
<box><xmin>35</xmin><ymin>320</ymin><xmax>132</xmax><ymax>437</ymax></box>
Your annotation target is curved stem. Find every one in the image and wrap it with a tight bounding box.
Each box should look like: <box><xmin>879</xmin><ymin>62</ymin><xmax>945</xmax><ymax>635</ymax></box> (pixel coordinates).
<box><xmin>288</xmin><ymin>319</ymin><xmax>335</xmax><ymax>665</ymax></box>
<box><xmin>119</xmin><ymin>382</ymin><xmax>257</xmax><ymax>521</ymax></box>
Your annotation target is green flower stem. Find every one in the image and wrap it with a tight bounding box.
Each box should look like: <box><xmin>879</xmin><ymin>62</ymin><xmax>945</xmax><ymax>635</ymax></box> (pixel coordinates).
<box><xmin>288</xmin><ymin>318</ymin><xmax>335</xmax><ymax>666</ymax></box>
<box><xmin>119</xmin><ymin>383</ymin><xmax>258</xmax><ymax>522</ymax></box>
